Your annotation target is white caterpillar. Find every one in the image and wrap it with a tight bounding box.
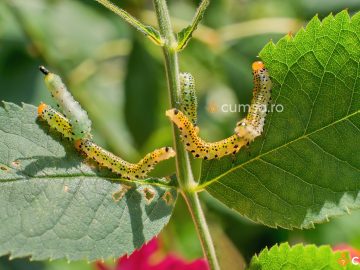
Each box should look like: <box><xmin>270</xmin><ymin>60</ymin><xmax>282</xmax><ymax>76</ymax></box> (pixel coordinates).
<box><xmin>39</xmin><ymin>66</ymin><xmax>92</xmax><ymax>140</ymax></box>
<box><xmin>180</xmin><ymin>72</ymin><xmax>198</xmax><ymax>126</ymax></box>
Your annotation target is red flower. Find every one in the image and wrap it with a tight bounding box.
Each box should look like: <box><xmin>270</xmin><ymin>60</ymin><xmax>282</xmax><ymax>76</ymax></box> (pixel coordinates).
<box><xmin>95</xmin><ymin>238</ymin><xmax>209</xmax><ymax>270</ymax></box>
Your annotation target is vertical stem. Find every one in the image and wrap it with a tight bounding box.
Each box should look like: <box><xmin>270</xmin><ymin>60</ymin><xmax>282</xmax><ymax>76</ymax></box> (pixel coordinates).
<box><xmin>182</xmin><ymin>191</ymin><xmax>221</xmax><ymax>270</ymax></box>
<box><xmin>153</xmin><ymin>1</ymin><xmax>220</xmax><ymax>269</ymax></box>
<box><xmin>152</xmin><ymin>0</ymin><xmax>194</xmax><ymax>189</ymax></box>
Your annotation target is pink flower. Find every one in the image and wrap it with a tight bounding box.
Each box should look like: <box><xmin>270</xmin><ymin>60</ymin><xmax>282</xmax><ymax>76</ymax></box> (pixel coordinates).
<box><xmin>95</xmin><ymin>238</ymin><xmax>209</xmax><ymax>270</ymax></box>
<box><xmin>333</xmin><ymin>244</ymin><xmax>360</xmax><ymax>258</ymax></box>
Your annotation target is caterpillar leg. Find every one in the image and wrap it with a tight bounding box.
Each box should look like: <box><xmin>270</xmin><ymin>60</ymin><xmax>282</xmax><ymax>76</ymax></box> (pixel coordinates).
<box><xmin>39</xmin><ymin>66</ymin><xmax>92</xmax><ymax>140</ymax></box>
<box><xmin>37</xmin><ymin>103</ymin><xmax>74</xmax><ymax>139</ymax></box>
<box><xmin>166</xmin><ymin>109</ymin><xmax>247</xmax><ymax>160</ymax></box>
<box><xmin>75</xmin><ymin>139</ymin><xmax>176</xmax><ymax>180</ymax></box>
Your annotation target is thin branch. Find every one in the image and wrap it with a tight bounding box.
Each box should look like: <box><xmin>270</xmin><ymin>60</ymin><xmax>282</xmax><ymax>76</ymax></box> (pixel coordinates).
<box><xmin>95</xmin><ymin>0</ymin><xmax>164</xmax><ymax>46</ymax></box>
<box><xmin>182</xmin><ymin>191</ymin><xmax>220</xmax><ymax>270</ymax></box>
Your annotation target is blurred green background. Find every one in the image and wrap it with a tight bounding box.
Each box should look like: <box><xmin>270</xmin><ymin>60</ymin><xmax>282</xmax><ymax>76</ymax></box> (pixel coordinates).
<box><xmin>1</xmin><ymin>0</ymin><xmax>360</xmax><ymax>269</ymax></box>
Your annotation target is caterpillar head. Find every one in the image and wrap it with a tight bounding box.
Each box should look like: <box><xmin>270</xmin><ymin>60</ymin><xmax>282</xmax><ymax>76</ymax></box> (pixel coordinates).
<box><xmin>39</xmin><ymin>65</ymin><xmax>50</xmax><ymax>75</ymax></box>
<box><xmin>39</xmin><ymin>65</ymin><xmax>56</xmax><ymax>83</ymax></box>
<box><xmin>252</xmin><ymin>61</ymin><xmax>265</xmax><ymax>72</ymax></box>
<box><xmin>252</xmin><ymin>61</ymin><xmax>271</xmax><ymax>82</ymax></box>
<box><xmin>37</xmin><ymin>103</ymin><xmax>47</xmax><ymax>117</ymax></box>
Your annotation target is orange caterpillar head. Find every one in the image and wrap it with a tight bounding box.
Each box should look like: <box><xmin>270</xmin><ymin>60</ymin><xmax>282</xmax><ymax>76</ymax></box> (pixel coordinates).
<box><xmin>37</xmin><ymin>103</ymin><xmax>47</xmax><ymax>117</ymax></box>
<box><xmin>252</xmin><ymin>61</ymin><xmax>265</xmax><ymax>72</ymax></box>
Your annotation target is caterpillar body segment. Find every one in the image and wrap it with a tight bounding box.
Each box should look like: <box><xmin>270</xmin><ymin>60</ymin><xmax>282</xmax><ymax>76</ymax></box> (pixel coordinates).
<box><xmin>75</xmin><ymin>139</ymin><xmax>176</xmax><ymax>180</ymax></box>
<box><xmin>37</xmin><ymin>103</ymin><xmax>74</xmax><ymax>139</ymax></box>
<box><xmin>180</xmin><ymin>72</ymin><xmax>198</xmax><ymax>126</ymax></box>
<box><xmin>39</xmin><ymin>66</ymin><xmax>92</xmax><ymax>140</ymax></box>
<box><xmin>37</xmin><ymin>104</ymin><xmax>176</xmax><ymax>180</ymax></box>
<box><xmin>166</xmin><ymin>109</ymin><xmax>247</xmax><ymax>160</ymax></box>
<box><xmin>235</xmin><ymin>61</ymin><xmax>272</xmax><ymax>141</ymax></box>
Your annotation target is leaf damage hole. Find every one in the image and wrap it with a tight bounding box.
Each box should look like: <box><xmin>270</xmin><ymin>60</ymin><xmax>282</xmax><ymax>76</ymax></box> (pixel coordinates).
<box><xmin>112</xmin><ymin>184</ymin><xmax>132</xmax><ymax>202</ymax></box>
<box><xmin>0</xmin><ymin>165</ymin><xmax>9</xmax><ymax>172</ymax></box>
<box><xmin>162</xmin><ymin>191</ymin><xmax>174</xmax><ymax>206</ymax></box>
<box><xmin>11</xmin><ymin>160</ymin><xmax>20</xmax><ymax>168</ymax></box>
<box><xmin>63</xmin><ymin>185</ymin><xmax>69</xmax><ymax>192</ymax></box>
<box><xmin>142</xmin><ymin>187</ymin><xmax>156</xmax><ymax>204</ymax></box>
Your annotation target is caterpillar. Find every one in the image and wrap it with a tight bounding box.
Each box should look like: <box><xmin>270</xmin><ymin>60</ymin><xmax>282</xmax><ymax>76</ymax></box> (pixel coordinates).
<box><xmin>37</xmin><ymin>104</ymin><xmax>176</xmax><ymax>180</ymax></box>
<box><xmin>166</xmin><ymin>109</ymin><xmax>248</xmax><ymax>160</ymax></box>
<box><xmin>166</xmin><ymin>61</ymin><xmax>272</xmax><ymax>159</ymax></box>
<box><xmin>37</xmin><ymin>103</ymin><xmax>74</xmax><ymax>139</ymax></box>
<box><xmin>180</xmin><ymin>72</ymin><xmax>198</xmax><ymax>126</ymax></box>
<box><xmin>39</xmin><ymin>66</ymin><xmax>92</xmax><ymax>140</ymax></box>
<box><xmin>75</xmin><ymin>139</ymin><xmax>176</xmax><ymax>179</ymax></box>
<box><xmin>235</xmin><ymin>61</ymin><xmax>272</xmax><ymax>141</ymax></box>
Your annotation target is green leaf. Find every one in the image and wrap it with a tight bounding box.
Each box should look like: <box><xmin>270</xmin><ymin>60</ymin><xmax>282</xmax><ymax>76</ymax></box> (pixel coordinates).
<box><xmin>143</xmin><ymin>25</ymin><xmax>164</xmax><ymax>46</ymax></box>
<box><xmin>0</xmin><ymin>102</ymin><xmax>177</xmax><ymax>260</ymax></box>
<box><xmin>198</xmin><ymin>11</ymin><xmax>360</xmax><ymax>229</ymax></box>
<box><xmin>248</xmin><ymin>242</ymin><xmax>358</xmax><ymax>270</ymax></box>
<box><xmin>124</xmin><ymin>39</ymin><xmax>164</xmax><ymax>148</ymax></box>
<box><xmin>176</xmin><ymin>0</ymin><xmax>209</xmax><ymax>51</ymax></box>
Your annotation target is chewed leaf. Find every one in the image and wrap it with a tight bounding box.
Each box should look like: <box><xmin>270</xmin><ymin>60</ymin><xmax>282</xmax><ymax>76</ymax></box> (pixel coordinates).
<box><xmin>199</xmin><ymin>11</ymin><xmax>360</xmax><ymax>229</ymax></box>
<box><xmin>0</xmin><ymin>102</ymin><xmax>177</xmax><ymax>261</ymax></box>
<box><xmin>248</xmin><ymin>243</ymin><xmax>358</xmax><ymax>270</ymax></box>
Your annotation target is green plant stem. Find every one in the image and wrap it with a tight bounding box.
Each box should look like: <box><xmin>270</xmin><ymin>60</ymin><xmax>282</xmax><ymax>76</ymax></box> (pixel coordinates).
<box><xmin>152</xmin><ymin>1</ymin><xmax>220</xmax><ymax>269</ymax></box>
<box><xmin>182</xmin><ymin>191</ymin><xmax>221</xmax><ymax>270</ymax></box>
<box><xmin>152</xmin><ymin>0</ymin><xmax>194</xmax><ymax>189</ymax></box>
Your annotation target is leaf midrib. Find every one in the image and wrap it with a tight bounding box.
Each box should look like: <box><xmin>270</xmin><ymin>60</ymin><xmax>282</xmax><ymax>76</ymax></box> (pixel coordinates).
<box><xmin>196</xmin><ymin>109</ymin><xmax>360</xmax><ymax>191</ymax></box>
<box><xmin>0</xmin><ymin>172</ymin><xmax>176</xmax><ymax>188</ymax></box>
